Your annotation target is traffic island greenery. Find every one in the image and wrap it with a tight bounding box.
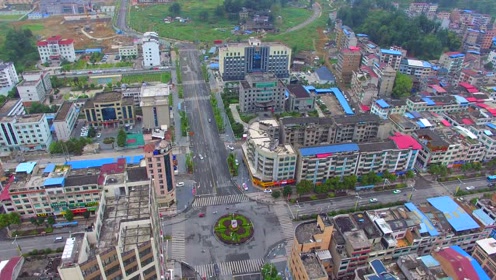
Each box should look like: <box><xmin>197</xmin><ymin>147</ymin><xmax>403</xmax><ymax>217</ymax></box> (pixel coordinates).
<box><xmin>214</xmin><ymin>214</ymin><xmax>254</xmax><ymax>245</ymax></box>
<box><xmin>227</xmin><ymin>153</ymin><xmax>238</xmax><ymax>176</ymax></box>
<box><xmin>210</xmin><ymin>94</ymin><xmax>224</xmax><ymax>133</ymax></box>
<box><xmin>185</xmin><ymin>152</ymin><xmax>194</xmax><ymax>173</ymax></box>
<box><xmin>180</xmin><ymin>111</ymin><xmax>189</xmax><ymax>137</ymax></box>
<box><xmin>103</xmin><ymin>137</ymin><xmax>115</xmax><ymax>145</ymax></box>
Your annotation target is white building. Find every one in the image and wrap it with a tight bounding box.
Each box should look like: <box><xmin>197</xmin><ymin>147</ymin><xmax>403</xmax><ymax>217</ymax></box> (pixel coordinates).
<box><xmin>37</xmin><ymin>35</ymin><xmax>76</xmax><ymax>63</ymax></box>
<box><xmin>16</xmin><ymin>71</ymin><xmax>52</xmax><ymax>103</ymax></box>
<box><xmin>0</xmin><ymin>99</ymin><xmax>25</xmax><ymax>117</ymax></box>
<box><xmin>119</xmin><ymin>45</ymin><xmax>139</xmax><ymax>58</ymax></box>
<box><xmin>378</xmin><ymin>49</ymin><xmax>403</xmax><ymax>71</ymax></box>
<box><xmin>53</xmin><ymin>101</ymin><xmax>78</xmax><ymax>141</ymax></box>
<box><xmin>0</xmin><ymin>62</ymin><xmax>19</xmax><ymax>96</ymax></box>
<box><xmin>142</xmin><ymin>32</ymin><xmax>161</xmax><ymax>67</ymax></box>
<box><xmin>140</xmin><ymin>84</ymin><xmax>171</xmax><ymax>129</ymax></box>
<box><xmin>0</xmin><ymin>113</ymin><xmax>52</xmax><ymax>153</ymax></box>
<box><xmin>399</xmin><ymin>59</ymin><xmax>432</xmax><ymax>79</ymax></box>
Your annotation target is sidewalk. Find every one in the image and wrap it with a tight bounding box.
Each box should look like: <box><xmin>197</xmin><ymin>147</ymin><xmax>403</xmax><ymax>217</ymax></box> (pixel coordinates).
<box><xmin>229</xmin><ymin>104</ymin><xmax>249</xmax><ymax>128</ymax></box>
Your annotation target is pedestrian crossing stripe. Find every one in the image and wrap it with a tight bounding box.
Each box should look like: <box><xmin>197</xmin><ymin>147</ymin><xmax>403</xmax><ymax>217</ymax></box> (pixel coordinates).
<box><xmin>274</xmin><ymin>204</ymin><xmax>294</xmax><ymax>256</ymax></box>
<box><xmin>194</xmin><ymin>258</ymin><xmax>264</xmax><ymax>277</ymax></box>
<box><xmin>192</xmin><ymin>194</ymin><xmax>250</xmax><ymax>208</ymax></box>
<box><xmin>170</xmin><ymin>221</ymin><xmax>186</xmax><ymax>261</ymax></box>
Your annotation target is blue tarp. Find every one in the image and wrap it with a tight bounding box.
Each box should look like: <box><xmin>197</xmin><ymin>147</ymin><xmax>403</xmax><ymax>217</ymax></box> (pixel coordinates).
<box><xmin>15</xmin><ymin>162</ymin><xmax>37</xmax><ymax>174</ymax></box>
<box><xmin>404</xmin><ymin>112</ymin><xmax>415</xmax><ymax>119</ymax></box>
<box><xmin>417</xmin><ymin>121</ymin><xmax>425</xmax><ymax>128</ymax></box>
<box><xmin>376</xmin><ymin>99</ymin><xmax>390</xmax><ymax>108</ymax></box>
<box><xmin>454</xmin><ymin>95</ymin><xmax>469</xmax><ymax>104</ymax></box>
<box><xmin>66</xmin><ymin>156</ymin><xmax>144</xmax><ymax>170</ymax></box>
<box><xmin>422</xmin><ymin>97</ymin><xmax>436</xmax><ymax>106</ymax></box>
<box><xmin>44</xmin><ymin>177</ymin><xmax>65</xmax><ymax>187</ymax></box>
<box><xmin>43</xmin><ymin>164</ymin><xmax>55</xmax><ymax>173</ymax></box>
<box><xmin>486</xmin><ymin>123</ymin><xmax>496</xmax><ymax>130</ymax></box>
<box><xmin>209</xmin><ymin>63</ymin><xmax>219</xmax><ymax>69</ymax></box>
<box><xmin>300</xmin><ymin>143</ymin><xmax>359</xmax><ymax>157</ymax></box>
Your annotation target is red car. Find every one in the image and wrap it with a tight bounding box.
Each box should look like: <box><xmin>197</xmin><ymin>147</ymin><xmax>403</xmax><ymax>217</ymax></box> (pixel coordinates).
<box><xmin>198</xmin><ymin>213</ymin><xmax>205</xmax><ymax>218</ymax></box>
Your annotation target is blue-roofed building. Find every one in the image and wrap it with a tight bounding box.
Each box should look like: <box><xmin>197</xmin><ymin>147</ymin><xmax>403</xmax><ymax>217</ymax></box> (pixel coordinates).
<box><xmin>297</xmin><ymin>143</ymin><xmax>360</xmax><ymax>183</ymax></box>
<box><xmin>44</xmin><ymin>177</ymin><xmax>65</xmax><ymax>188</ymax></box>
<box><xmin>315</xmin><ymin>66</ymin><xmax>335</xmax><ymax>84</ymax></box>
<box><xmin>376</xmin><ymin>99</ymin><xmax>390</xmax><ymax>109</ymax></box>
<box><xmin>439</xmin><ymin>52</ymin><xmax>465</xmax><ymax>85</ymax></box>
<box><xmin>399</xmin><ymin>58</ymin><xmax>432</xmax><ymax>79</ymax></box>
<box><xmin>434</xmin><ymin>246</ymin><xmax>490</xmax><ymax>280</ymax></box>
<box><xmin>43</xmin><ymin>163</ymin><xmax>56</xmax><ymax>174</ymax></box>
<box><xmin>15</xmin><ymin>162</ymin><xmax>37</xmax><ymax>174</ymax></box>
<box><xmin>379</xmin><ymin>49</ymin><xmax>403</xmax><ymax>70</ymax></box>
<box><xmin>427</xmin><ymin>196</ymin><xmax>480</xmax><ymax>232</ymax></box>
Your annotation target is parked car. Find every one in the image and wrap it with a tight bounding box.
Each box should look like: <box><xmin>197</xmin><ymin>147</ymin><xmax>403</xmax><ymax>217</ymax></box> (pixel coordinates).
<box><xmin>466</xmin><ymin>186</ymin><xmax>475</xmax><ymax>190</ymax></box>
<box><xmin>97</xmin><ymin>133</ymin><xmax>102</xmax><ymax>138</ymax></box>
<box><xmin>264</xmin><ymin>188</ymin><xmax>272</xmax><ymax>193</ymax></box>
<box><xmin>242</xmin><ymin>183</ymin><xmax>248</xmax><ymax>191</ymax></box>
<box><xmin>235</xmin><ymin>159</ymin><xmax>239</xmax><ymax>166</ymax></box>
<box><xmin>393</xmin><ymin>190</ymin><xmax>401</xmax><ymax>194</ymax></box>
<box><xmin>369</xmin><ymin>198</ymin><xmax>378</xmax><ymax>203</ymax></box>
<box><xmin>227</xmin><ymin>145</ymin><xmax>234</xmax><ymax>151</ymax></box>
<box><xmin>176</xmin><ymin>182</ymin><xmax>185</xmax><ymax>187</ymax></box>
<box><xmin>199</xmin><ymin>154</ymin><xmax>204</xmax><ymax>160</ymax></box>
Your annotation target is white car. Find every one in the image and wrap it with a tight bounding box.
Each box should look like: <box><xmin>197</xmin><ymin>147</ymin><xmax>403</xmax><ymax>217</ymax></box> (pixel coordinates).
<box><xmin>235</xmin><ymin>159</ymin><xmax>239</xmax><ymax>166</ymax></box>
<box><xmin>176</xmin><ymin>182</ymin><xmax>184</xmax><ymax>187</ymax></box>
<box><xmin>97</xmin><ymin>133</ymin><xmax>102</xmax><ymax>138</ymax></box>
<box><xmin>242</xmin><ymin>183</ymin><xmax>248</xmax><ymax>191</ymax></box>
<box><xmin>199</xmin><ymin>154</ymin><xmax>204</xmax><ymax>160</ymax></box>
<box><xmin>466</xmin><ymin>186</ymin><xmax>475</xmax><ymax>190</ymax></box>
<box><xmin>264</xmin><ymin>188</ymin><xmax>272</xmax><ymax>193</ymax></box>
<box><xmin>227</xmin><ymin>145</ymin><xmax>234</xmax><ymax>151</ymax></box>
<box><xmin>369</xmin><ymin>198</ymin><xmax>378</xmax><ymax>203</ymax></box>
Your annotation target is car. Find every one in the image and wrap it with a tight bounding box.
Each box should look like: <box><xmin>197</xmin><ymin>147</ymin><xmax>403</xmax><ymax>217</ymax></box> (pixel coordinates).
<box><xmin>466</xmin><ymin>186</ymin><xmax>475</xmax><ymax>190</ymax></box>
<box><xmin>54</xmin><ymin>236</ymin><xmax>64</xmax><ymax>243</ymax></box>
<box><xmin>393</xmin><ymin>190</ymin><xmax>401</xmax><ymax>194</ymax></box>
<box><xmin>199</xmin><ymin>154</ymin><xmax>204</xmax><ymax>160</ymax></box>
<box><xmin>264</xmin><ymin>188</ymin><xmax>272</xmax><ymax>193</ymax></box>
<box><xmin>176</xmin><ymin>182</ymin><xmax>185</xmax><ymax>187</ymax></box>
<box><xmin>227</xmin><ymin>145</ymin><xmax>234</xmax><ymax>151</ymax></box>
<box><xmin>97</xmin><ymin>133</ymin><xmax>101</xmax><ymax>138</ymax></box>
<box><xmin>242</xmin><ymin>183</ymin><xmax>248</xmax><ymax>191</ymax></box>
<box><xmin>208</xmin><ymin>118</ymin><xmax>211</xmax><ymax>123</ymax></box>
<box><xmin>198</xmin><ymin>213</ymin><xmax>205</xmax><ymax>218</ymax></box>
<box><xmin>235</xmin><ymin>159</ymin><xmax>239</xmax><ymax>166</ymax></box>
<box><xmin>369</xmin><ymin>198</ymin><xmax>378</xmax><ymax>203</ymax></box>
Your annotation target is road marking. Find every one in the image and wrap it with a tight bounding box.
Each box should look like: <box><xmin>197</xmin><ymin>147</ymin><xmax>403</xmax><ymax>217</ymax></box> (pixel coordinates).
<box><xmin>170</xmin><ymin>218</ymin><xmax>186</xmax><ymax>261</ymax></box>
<box><xmin>274</xmin><ymin>204</ymin><xmax>294</xmax><ymax>256</ymax></box>
<box><xmin>192</xmin><ymin>194</ymin><xmax>249</xmax><ymax>207</ymax></box>
<box><xmin>194</xmin><ymin>259</ymin><xmax>264</xmax><ymax>277</ymax></box>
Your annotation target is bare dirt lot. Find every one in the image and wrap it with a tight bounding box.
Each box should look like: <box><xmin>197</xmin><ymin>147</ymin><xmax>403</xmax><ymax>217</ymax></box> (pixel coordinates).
<box><xmin>11</xmin><ymin>16</ymin><xmax>134</xmax><ymax>51</ymax></box>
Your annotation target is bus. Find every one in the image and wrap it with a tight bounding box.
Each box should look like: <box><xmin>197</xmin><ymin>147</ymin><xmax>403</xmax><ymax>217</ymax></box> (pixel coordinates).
<box><xmin>487</xmin><ymin>175</ymin><xmax>496</xmax><ymax>182</ymax></box>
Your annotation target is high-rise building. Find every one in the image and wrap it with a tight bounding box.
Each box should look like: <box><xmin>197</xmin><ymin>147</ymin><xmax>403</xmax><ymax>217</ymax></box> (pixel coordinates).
<box><xmin>36</xmin><ymin>36</ymin><xmax>76</xmax><ymax>63</ymax></box>
<box><xmin>16</xmin><ymin>71</ymin><xmax>52</xmax><ymax>104</ymax></box>
<box><xmin>335</xmin><ymin>24</ymin><xmax>357</xmax><ymax>51</ymax></box>
<box><xmin>218</xmin><ymin>38</ymin><xmax>291</xmax><ymax>81</ymax></box>
<box><xmin>0</xmin><ymin>61</ymin><xmax>19</xmax><ymax>96</ymax></box>
<box><xmin>378</xmin><ymin>49</ymin><xmax>402</xmax><ymax>71</ymax></box>
<box><xmin>336</xmin><ymin>47</ymin><xmax>361</xmax><ymax>84</ymax></box>
<box><xmin>142</xmin><ymin>32</ymin><xmax>161</xmax><ymax>67</ymax></box>
<box><xmin>239</xmin><ymin>73</ymin><xmax>286</xmax><ymax>113</ymax></box>
<box><xmin>83</xmin><ymin>91</ymin><xmax>135</xmax><ymax>128</ymax></box>
<box><xmin>143</xmin><ymin>140</ymin><xmax>175</xmax><ymax>215</ymax></box>
<box><xmin>53</xmin><ymin>101</ymin><xmax>78</xmax><ymax>141</ymax></box>
<box><xmin>140</xmin><ymin>84</ymin><xmax>171</xmax><ymax>129</ymax></box>
<box><xmin>439</xmin><ymin>52</ymin><xmax>465</xmax><ymax>85</ymax></box>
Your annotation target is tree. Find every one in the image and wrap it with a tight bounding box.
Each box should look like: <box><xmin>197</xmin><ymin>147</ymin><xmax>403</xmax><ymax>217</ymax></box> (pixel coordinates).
<box><xmin>117</xmin><ymin>129</ymin><xmax>127</xmax><ymax>147</ymax></box>
<box><xmin>0</xmin><ymin>28</ymin><xmax>39</xmax><ymax>72</ymax></box>
<box><xmin>405</xmin><ymin>170</ymin><xmax>415</xmax><ymax>179</ymax></box>
<box><xmin>87</xmin><ymin>126</ymin><xmax>97</xmax><ymax>138</ymax></box>
<box><xmin>343</xmin><ymin>175</ymin><xmax>358</xmax><ymax>190</ymax></box>
<box><xmin>392</xmin><ymin>73</ymin><xmax>413</xmax><ymax>98</ymax></box>
<box><xmin>169</xmin><ymin>3</ymin><xmax>181</xmax><ymax>16</ymax></box>
<box><xmin>484</xmin><ymin>62</ymin><xmax>494</xmax><ymax>71</ymax></box>
<box><xmin>296</xmin><ymin>180</ymin><xmax>313</xmax><ymax>197</ymax></box>
<box><xmin>47</xmin><ymin>216</ymin><xmax>56</xmax><ymax>226</ymax></box>
<box><xmin>199</xmin><ymin>10</ymin><xmax>209</xmax><ymax>21</ymax></box>
<box><xmin>271</xmin><ymin>190</ymin><xmax>281</xmax><ymax>199</ymax></box>
<box><xmin>83</xmin><ymin>211</ymin><xmax>91</xmax><ymax>220</ymax></box>
<box><xmin>282</xmin><ymin>186</ymin><xmax>292</xmax><ymax>198</ymax></box>
<box><xmin>7</xmin><ymin>212</ymin><xmax>21</xmax><ymax>227</ymax></box>
<box><xmin>30</xmin><ymin>217</ymin><xmax>40</xmax><ymax>227</ymax></box>
<box><xmin>28</xmin><ymin>102</ymin><xmax>58</xmax><ymax>114</ymax></box>
<box><xmin>261</xmin><ymin>263</ymin><xmax>281</xmax><ymax>280</ymax></box>
<box><xmin>0</xmin><ymin>214</ymin><xmax>9</xmax><ymax>229</ymax></box>
<box><xmin>64</xmin><ymin>211</ymin><xmax>74</xmax><ymax>222</ymax></box>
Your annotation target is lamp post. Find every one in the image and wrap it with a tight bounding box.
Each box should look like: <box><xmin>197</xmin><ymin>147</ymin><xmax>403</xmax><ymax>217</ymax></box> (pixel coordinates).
<box><xmin>408</xmin><ymin>184</ymin><xmax>416</xmax><ymax>202</ymax></box>
<box><xmin>354</xmin><ymin>195</ymin><xmax>361</xmax><ymax>212</ymax></box>
<box><xmin>12</xmin><ymin>235</ymin><xmax>22</xmax><ymax>255</ymax></box>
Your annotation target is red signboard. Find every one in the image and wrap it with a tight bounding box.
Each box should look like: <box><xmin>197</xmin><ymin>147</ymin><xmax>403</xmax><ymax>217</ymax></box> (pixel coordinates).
<box><xmin>316</xmin><ymin>153</ymin><xmax>333</xmax><ymax>158</ymax></box>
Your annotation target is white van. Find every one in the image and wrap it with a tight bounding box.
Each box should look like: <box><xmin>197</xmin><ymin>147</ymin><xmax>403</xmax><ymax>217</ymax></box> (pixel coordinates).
<box><xmin>54</xmin><ymin>236</ymin><xmax>64</xmax><ymax>243</ymax></box>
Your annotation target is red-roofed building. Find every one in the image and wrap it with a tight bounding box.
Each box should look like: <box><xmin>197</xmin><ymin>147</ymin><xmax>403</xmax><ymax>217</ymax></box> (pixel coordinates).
<box><xmin>389</xmin><ymin>132</ymin><xmax>422</xmax><ymax>150</ymax></box>
<box><xmin>433</xmin><ymin>246</ymin><xmax>490</xmax><ymax>280</ymax></box>
<box><xmin>37</xmin><ymin>35</ymin><xmax>76</xmax><ymax>63</ymax></box>
<box><xmin>0</xmin><ymin>256</ymin><xmax>24</xmax><ymax>280</ymax></box>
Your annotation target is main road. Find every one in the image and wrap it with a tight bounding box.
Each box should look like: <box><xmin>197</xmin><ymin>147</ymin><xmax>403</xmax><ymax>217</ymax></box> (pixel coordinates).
<box><xmin>178</xmin><ymin>43</ymin><xmax>239</xmax><ymax>196</ymax></box>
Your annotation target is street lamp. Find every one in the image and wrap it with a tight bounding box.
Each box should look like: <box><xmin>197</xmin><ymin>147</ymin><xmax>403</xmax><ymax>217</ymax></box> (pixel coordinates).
<box><xmin>12</xmin><ymin>235</ymin><xmax>22</xmax><ymax>255</ymax></box>
<box><xmin>354</xmin><ymin>195</ymin><xmax>361</xmax><ymax>212</ymax></box>
<box><xmin>408</xmin><ymin>185</ymin><xmax>416</xmax><ymax>202</ymax></box>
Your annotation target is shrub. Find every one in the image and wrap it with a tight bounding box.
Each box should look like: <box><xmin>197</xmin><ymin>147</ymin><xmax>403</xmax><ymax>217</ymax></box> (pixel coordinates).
<box><xmin>309</xmin><ymin>195</ymin><xmax>318</xmax><ymax>200</ymax></box>
<box><xmin>56</xmin><ymin>247</ymin><xmax>64</xmax><ymax>253</ymax></box>
<box><xmin>271</xmin><ymin>190</ymin><xmax>281</xmax><ymax>199</ymax></box>
<box><xmin>44</xmin><ymin>248</ymin><xmax>52</xmax><ymax>255</ymax></box>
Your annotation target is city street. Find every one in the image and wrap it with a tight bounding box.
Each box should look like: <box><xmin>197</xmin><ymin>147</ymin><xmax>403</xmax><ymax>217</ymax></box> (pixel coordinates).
<box><xmin>179</xmin><ymin>43</ymin><xmax>238</xmax><ymax>196</ymax></box>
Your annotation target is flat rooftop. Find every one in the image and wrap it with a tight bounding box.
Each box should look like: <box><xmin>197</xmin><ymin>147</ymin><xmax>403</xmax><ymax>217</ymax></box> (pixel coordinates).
<box><xmin>295</xmin><ymin>222</ymin><xmax>323</xmax><ymax>244</ymax></box>
<box><xmin>0</xmin><ymin>114</ymin><xmax>44</xmax><ymax>123</ymax></box>
<box><xmin>247</xmin><ymin>120</ymin><xmax>294</xmax><ymax>154</ymax></box>
<box><xmin>140</xmin><ymin>84</ymin><xmax>170</xmax><ymax>98</ymax></box>
<box><xmin>97</xmin><ymin>185</ymin><xmax>151</xmax><ymax>254</ymax></box>
<box><xmin>300</xmin><ymin>253</ymin><xmax>327</xmax><ymax>279</ymax></box>
<box><xmin>0</xmin><ymin>99</ymin><xmax>21</xmax><ymax>116</ymax></box>
<box><xmin>54</xmin><ymin>102</ymin><xmax>73</xmax><ymax>122</ymax></box>
<box><xmin>343</xmin><ymin>230</ymin><xmax>371</xmax><ymax>250</ymax></box>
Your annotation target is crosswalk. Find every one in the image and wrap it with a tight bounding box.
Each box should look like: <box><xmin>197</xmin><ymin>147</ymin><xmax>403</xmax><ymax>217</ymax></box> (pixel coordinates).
<box><xmin>170</xmin><ymin>219</ymin><xmax>186</xmax><ymax>261</ymax></box>
<box><xmin>274</xmin><ymin>204</ymin><xmax>295</xmax><ymax>256</ymax></box>
<box><xmin>192</xmin><ymin>194</ymin><xmax>250</xmax><ymax>208</ymax></box>
<box><xmin>183</xmin><ymin>95</ymin><xmax>210</xmax><ymax>101</ymax></box>
<box><xmin>194</xmin><ymin>259</ymin><xmax>264</xmax><ymax>277</ymax></box>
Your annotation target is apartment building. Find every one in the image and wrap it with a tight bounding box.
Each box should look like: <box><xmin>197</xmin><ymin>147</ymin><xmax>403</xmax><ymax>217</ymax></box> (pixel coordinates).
<box><xmin>0</xmin><ymin>61</ymin><xmax>19</xmax><ymax>96</ymax></box>
<box><xmin>37</xmin><ymin>36</ymin><xmax>76</xmax><ymax>63</ymax></box>
<box><xmin>118</xmin><ymin>45</ymin><xmax>138</xmax><ymax>58</ymax></box>
<box><xmin>289</xmin><ymin>215</ymin><xmax>333</xmax><ymax>280</ymax></box>
<box><xmin>279</xmin><ymin>114</ymin><xmax>390</xmax><ymax>148</ymax></box>
<box><xmin>432</xmin><ymin>246</ymin><xmax>491</xmax><ymax>280</ymax></box>
<box><xmin>16</xmin><ymin>71</ymin><xmax>52</xmax><ymax>104</ymax></box>
<box><xmin>142</xmin><ymin>32</ymin><xmax>161</xmax><ymax>67</ymax></box>
<box><xmin>83</xmin><ymin>91</ymin><xmax>135</xmax><ymax>128</ymax></box>
<box><xmin>335</xmin><ymin>24</ymin><xmax>358</xmax><ymax>51</ymax></box>
<box><xmin>143</xmin><ymin>140</ymin><xmax>176</xmax><ymax>214</ymax></box>
<box><xmin>239</xmin><ymin>73</ymin><xmax>286</xmax><ymax>113</ymax></box>
<box><xmin>336</xmin><ymin>47</ymin><xmax>361</xmax><ymax>85</ymax></box>
<box><xmin>0</xmin><ymin>99</ymin><xmax>25</xmax><ymax>117</ymax></box>
<box><xmin>472</xmin><ymin>238</ymin><xmax>496</xmax><ymax>279</ymax></box>
<box><xmin>459</xmin><ymin>69</ymin><xmax>496</xmax><ymax>88</ymax></box>
<box><xmin>372</xmin><ymin>62</ymin><xmax>396</xmax><ymax>96</ymax></box>
<box><xmin>242</xmin><ymin>120</ymin><xmax>297</xmax><ymax>187</ymax></box>
<box><xmin>350</xmin><ymin>66</ymin><xmax>379</xmax><ymax>106</ymax></box>
<box><xmin>439</xmin><ymin>52</ymin><xmax>465</xmax><ymax>85</ymax></box>
<box><xmin>480</xmin><ymin>29</ymin><xmax>496</xmax><ymax>51</ymax></box>
<box><xmin>218</xmin><ymin>38</ymin><xmax>291</xmax><ymax>81</ymax></box>
<box><xmin>405</xmin><ymin>95</ymin><xmax>467</xmax><ymax>114</ymax></box>
<box><xmin>140</xmin><ymin>84</ymin><xmax>171</xmax><ymax>129</ymax></box>
<box><xmin>468</xmin><ymin>123</ymin><xmax>496</xmax><ymax>161</ymax></box>
<box><xmin>53</xmin><ymin>101</ymin><xmax>78</xmax><ymax>141</ymax></box>
<box><xmin>58</xmin><ymin>176</ymin><xmax>163</xmax><ymax>280</ymax></box>
<box><xmin>0</xmin><ymin>114</ymin><xmax>52</xmax><ymax>153</ymax></box>
<box><xmin>285</xmin><ymin>84</ymin><xmax>315</xmax><ymax>112</ymax></box>
<box><xmin>399</xmin><ymin>59</ymin><xmax>432</xmax><ymax>79</ymax></box>
<box><xmin>370</xmin><ymin>99</ymin><xmax>406</xmax><ymax>120</ymax></box>
<box><xmin>378</xmin><ymin>49</ymin><xmax>402</xmax><ymax>71</ymax></box>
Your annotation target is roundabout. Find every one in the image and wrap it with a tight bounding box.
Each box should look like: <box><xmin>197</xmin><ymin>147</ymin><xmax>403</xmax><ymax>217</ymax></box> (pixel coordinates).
<box><xmin>214</xmin><ymin>213</ymin><xmax>254</xmax><ymax>245</ymax></box>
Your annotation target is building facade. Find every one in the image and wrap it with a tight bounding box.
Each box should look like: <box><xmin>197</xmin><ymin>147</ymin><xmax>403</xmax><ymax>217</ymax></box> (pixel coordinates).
<box><xmin>0</xmin><ymin>62</ymin><xmax>19</xmax><ymax>96</ymax></box>
<box><xmin>40</xmin><ymin>0</ymin><xmax>86</xmax><ymax>15</ymax></box>
<box><xmin>16</xmin><ymin>71</ymin><xmax>52</xmax><ymax>104</ymax></box>
<box><xmin>118</xmin><ymin>45</ymin><xmax>138</xmax><ymax>58</ymax></box>
<box><xmin>37</xmin><ymin>36</ymin><xmax>76</xmax><ymax>63</ymax></box>
<box><xmin>0</xmin><ymin>114</ymin><xmax>52</xmax><ymax>153</ymax></box>
<box><xmin>239</xmin><ymin>73</ymin><xmax>286</xmax><ymax>113</ymax></box>
<box><xmin>399</xmin><ymin>59</ymin><xmax>432</xmax><ymax>79</ymax></box>
<box><xmin>0</xmin><ymin>99</ymin><xmax>25</xmax><ymax>118</ymax></box>
<box><xmin>142</xmin><ymin>32</ymin><xmax>161</xmax><ymax>67</ymax></box>
<box><xmin>336</xmin><ymin>47</ymin><xmax>361</xmax><ymax>85</ymax></box>
<box><xmin>285</xmin><ymin>84</ymin><xmax>315</xmax><ymax>112</ymax></box>
<box><xmin>143</xmin><ymin>140</ymin><xmax>176</xmax><ymax>214</ymax></box>
<box><xmin>140</xmin><ymin>84</ymin><xmax>171</xmax><ymax>129</ymax></box>
<box><xmin>218</xmin><ymin>38</ymin><xmax>291</xmax><ymax>81</ymax></box>
<box><xmin>83</xmin><ymin>92</ymin><xmax>135</xmax><ymax>128</ymax></box>
<box><xmin>472</xmin><ymin>238</ymin><xmax>496</xmax><ymax>279</ymax></box>
<box><xmin>439</xmin><ymin>52</ymin><xmax>465</xmax><ymax>85</ymax></box>
<box><xmin>378</xmin><ymin>49</ymin><xmax>403</xmax><ymax>71</ymax></box>
<box><xmin>53</xmin><ymin>101</ymin><xmax>78</xmax><ymax>141</ymax></box>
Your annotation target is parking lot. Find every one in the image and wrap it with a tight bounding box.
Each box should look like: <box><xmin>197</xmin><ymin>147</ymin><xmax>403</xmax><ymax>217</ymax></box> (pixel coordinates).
<box><xmin>70</xmin><ymin>120</ymin><xmax>144</xmax><ymax>150</ymax></box>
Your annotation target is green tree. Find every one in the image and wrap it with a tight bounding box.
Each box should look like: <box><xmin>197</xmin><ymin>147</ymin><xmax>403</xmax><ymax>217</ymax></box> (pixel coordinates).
<box><xmin>343</xmin><ymin>175</ymin><xmax>358</xmax><ymax>190</ymax></box>
<box><xmin>7</xmin><ymin>212</ymin><xmax>21</xmax><ymax>227</ymax></box>
<box><xmin>296</xmin><ymin>180</ymin><xmax>313</xmax><ymax>197</ymax></box>
<box><xmin>64</xmin><ymin>211</ymin><xmax>74</xmax><ymax>222</ymax></box>
<box><xmin>30</xmin><ymin>217</ymin><xmax>40</xmax><ymax>227</ymax></box>
<box><xmin>484</xmin><ymin>62</ymin><xmax>494</xmax><ymax>71</ymax></box>
<box><xmin>271</xmin><ymin>190</ymin><xmax>281</xmax><ymax>199</ymax></box>
<box><xmin>169</xmin><ymin>3</ymin><xmax>181</xmax><ymax>16</ymax></box>
<box><xmin>0</xmin><ymin>214</ymin><xmax>9</xmax><ymax>229</ymax></box>
<box><xmin>47</xmin><ymin>216</ymin><xmax>56</xmax><ymax>226</ymax></box>
<box><xmin>199</xmin><ymin>10</ymin><xmax>209</xmax><ymax>21</ymax></box>
<box><xmin>261</xmin><ymin>263</ymin><xmax>281</xmax><ymax>280</ymax></box>
<box><xmin>117</xmin><ymin>129</ymin><xmax>127</xmax><ymax>147</ymax></box>
<box><xmin>29</xmin><ymin>102</ymin><xmax>58</xmax><ymax>114</ymax></box>
<box><xmin>392</xmin><ymin>73</ymin><xmax>413</xmax><ymax>98</ymax></box>
<box><xmin>0</xmin><ymin>28</ymin><xmax>39</xmax><ymax>72</ymax></box>
<box><xmin>405</xmin><ymin>170</ymin><xmax>415</xmax><ymax>179</ymax></box>
<box><xmin>83</xmin><ymin>211</ymin><xmax>91</xmax><ymax>220</ymax></box>
<box><xmin>87</xmin><ymin>126</ymin><xmax>97</xmax><ymax>138</ymax></box>
<box><xmin>282</xmin><ymin>186</ymin><xmax>292</xmax><ymax>198</ymax></box>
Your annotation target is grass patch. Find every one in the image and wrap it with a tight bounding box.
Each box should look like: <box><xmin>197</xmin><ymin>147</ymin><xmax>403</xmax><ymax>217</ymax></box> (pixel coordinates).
<box><xmin>0</xmin><ymin>14</ymin><xmax>23</xmax><ymax>21</ymax></box>
<box><xmin>277</xmin><ymin>7</ymin><xmax>313</xmax><ymax>31</ymax></box>
<box><xmin>20</xmin><ymin>23</ymin><xmax>45</xmax><ymax>31</ymax></box>
<box><xmin>121</xmin><ymin>72</ymin><xmax>171</xmax><ymax>84</ymax></box>
<box><xmin>178</xmin><ymin>85</ymin><xmax>184</xmax><ymax>98</ymax></box>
